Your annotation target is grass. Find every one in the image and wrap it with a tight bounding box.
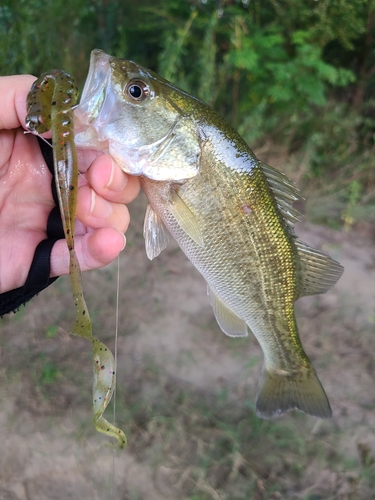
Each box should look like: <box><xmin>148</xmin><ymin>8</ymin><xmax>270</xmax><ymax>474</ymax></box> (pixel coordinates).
<box><xmin>1</xmin><ymin>301</ymin><xmax>375</xmax><ymax>499</ymax></box>
<box><xmin>109</xmin><ymin>360</ymin><xmax>374</xmax><ymax>499</ymax></box>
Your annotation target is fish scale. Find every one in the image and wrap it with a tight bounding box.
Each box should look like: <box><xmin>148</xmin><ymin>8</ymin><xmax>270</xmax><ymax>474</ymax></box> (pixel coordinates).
<box><xmin>142</xmin><ymin>142</ymin><xmax>307</xmax><ymax>376</ymax></box>
<box><xmin>74</xmin><ymin>49</ymin><xmax>344</xmax><ymax>419</ymax></box>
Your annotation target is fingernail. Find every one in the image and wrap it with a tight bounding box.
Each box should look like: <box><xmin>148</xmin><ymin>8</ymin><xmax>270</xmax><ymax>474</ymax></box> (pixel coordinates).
<box><xmin>90</xmin><ymin>189</ymin><xmax>96</xmax><ymax>214</ymax></box>
<box><xmin>105</xmin><ymin>160</ymin><xmax>115</xmax><ymax>188</ymax></box>
<box><xmin>105</xmin><ymin>159</ymin><xmax>128</xmax><ymax>192</ymax></box>
<box><xmin>120</xmin><ymin>233</ymin><xmax>126</xmax><ymax>251</ymax></box>
<box><xmin>90</xmin><ymin>189</ymin><xmax>112</xmax><ymax>217</ymax></box>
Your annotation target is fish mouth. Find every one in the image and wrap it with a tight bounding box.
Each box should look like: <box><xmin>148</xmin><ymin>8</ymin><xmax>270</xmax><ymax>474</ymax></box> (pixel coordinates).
<box><xmin>73</xmin><ymin>49</ymin><xmax>154</xmax><ymax>176</ymax></box>
<box><xmin>74</xmin><ymin>49</ymin><xmax>115</xmax><ymax>150</ymax></box>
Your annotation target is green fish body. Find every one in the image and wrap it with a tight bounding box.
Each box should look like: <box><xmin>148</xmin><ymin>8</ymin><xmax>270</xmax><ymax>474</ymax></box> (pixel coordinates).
<box><xmin>75</xmin><ymin>49</ymin><xmax>344</xmax><ymax>418</ymax></box>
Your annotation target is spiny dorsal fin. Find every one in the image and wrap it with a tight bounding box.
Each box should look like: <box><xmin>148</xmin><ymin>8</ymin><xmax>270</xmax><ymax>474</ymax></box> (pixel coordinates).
<box><xmin>260</xmin><ymin>162</ymin><xmax>344</xmax><ymax>296</ymax></box>
<box><xmin>295</xmin><ymin>239</ymin><xmax>344</xmax><ymax>298</ymax></box>
<box><xmin>260</xmin><ymin>162</ymin><xmax>302</xmax><ymax>231</ymax></box>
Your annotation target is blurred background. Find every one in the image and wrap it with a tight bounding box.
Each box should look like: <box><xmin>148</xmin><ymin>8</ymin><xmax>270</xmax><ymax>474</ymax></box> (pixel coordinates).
<box><xmin>0</xmin><ymin>1</ymin><xmax>375</xmax><ymax>499</ymax></box>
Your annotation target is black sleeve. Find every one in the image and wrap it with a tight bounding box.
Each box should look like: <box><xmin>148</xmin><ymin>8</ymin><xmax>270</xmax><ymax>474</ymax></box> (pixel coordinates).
<box><xmin>0</xmin><ymin>137</ymin><xmax>65</xmax><ymax>316</ymax></box>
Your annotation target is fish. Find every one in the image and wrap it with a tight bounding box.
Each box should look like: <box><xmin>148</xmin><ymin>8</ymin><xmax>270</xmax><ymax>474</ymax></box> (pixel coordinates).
<box><xmin>74</xmin><ymin>49</ymin><xmax>344</xmax><ymax>419</ymax></box>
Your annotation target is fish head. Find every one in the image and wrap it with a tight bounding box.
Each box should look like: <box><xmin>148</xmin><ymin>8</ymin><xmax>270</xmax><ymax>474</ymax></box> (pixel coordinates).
<box><xmin>74</xmin><ymin>49</ymin><xmax>202</xmax><ymax>181</ymax></box>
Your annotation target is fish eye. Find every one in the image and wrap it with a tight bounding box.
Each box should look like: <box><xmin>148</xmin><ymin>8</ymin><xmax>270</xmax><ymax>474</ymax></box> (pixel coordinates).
<box><xmin>125</xmin><ymin>80</ymin><xmax>150</xmax><ymax>101</ymax></box>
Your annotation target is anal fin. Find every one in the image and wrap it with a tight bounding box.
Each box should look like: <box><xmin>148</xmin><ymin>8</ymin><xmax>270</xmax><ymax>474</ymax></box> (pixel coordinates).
<box><xmin>295</xmin><ymin>239</ymin><xmax>344</xmax><ymax>298</ymax></box>
<box><xmin>208</xmin><ymin>286</ymin><xmax>248</xmax><ymax>337</ymax></box>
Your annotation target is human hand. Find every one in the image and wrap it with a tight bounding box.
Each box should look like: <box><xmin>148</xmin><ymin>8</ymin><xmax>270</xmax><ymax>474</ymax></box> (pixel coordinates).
<box><xmin>0</xmin><ymin>75</ymin><xmax>140</xmax><ymax>294</ymax></box>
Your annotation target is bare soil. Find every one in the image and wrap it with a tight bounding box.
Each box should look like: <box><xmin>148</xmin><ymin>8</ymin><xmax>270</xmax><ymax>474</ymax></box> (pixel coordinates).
<box><xmin>0</xmin><ymin>192</ymin><xmax>374</xmax><ymax>500</ymax></box>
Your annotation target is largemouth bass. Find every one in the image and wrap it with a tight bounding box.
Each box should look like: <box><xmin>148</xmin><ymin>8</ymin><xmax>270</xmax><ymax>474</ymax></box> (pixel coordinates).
<box><xmin>74</xmin><ymin>49</ymin><xmax>343</xmax><ymax>419</ymax></box>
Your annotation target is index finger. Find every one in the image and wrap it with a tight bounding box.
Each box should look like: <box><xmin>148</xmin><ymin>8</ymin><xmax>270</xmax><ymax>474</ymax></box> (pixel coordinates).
<box><xmin>0</xmin><ymin>75</ymin><xmax>37</xmax><ymax>130</ymax></box>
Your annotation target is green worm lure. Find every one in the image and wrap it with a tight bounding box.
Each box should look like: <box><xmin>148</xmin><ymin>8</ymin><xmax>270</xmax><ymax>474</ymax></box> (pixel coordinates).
<box><xmin>26</xmin><ymin>70</ymin><xmax>126</xmax><ymax>447</ymax></box>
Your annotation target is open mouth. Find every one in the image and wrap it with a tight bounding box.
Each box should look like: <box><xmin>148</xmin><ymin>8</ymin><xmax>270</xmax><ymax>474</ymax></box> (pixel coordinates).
<box><xmin>74</xmin><ymin>50</ymin><xmax>113</xmax><ymax>149</ymax></box>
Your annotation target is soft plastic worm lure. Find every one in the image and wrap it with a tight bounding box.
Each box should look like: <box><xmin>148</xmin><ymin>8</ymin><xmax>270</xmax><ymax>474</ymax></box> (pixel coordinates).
<box><xmin>26</xmin><ymin>70</ymin><xmax>126</xmax><ymax>447</ymax></box>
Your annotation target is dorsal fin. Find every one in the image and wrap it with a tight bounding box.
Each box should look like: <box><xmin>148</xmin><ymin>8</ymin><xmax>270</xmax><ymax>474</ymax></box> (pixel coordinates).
<box><xmin>260</xmin><ymin>162</ymin><xmax>302</xmax><ymax>232</ymax></box>
<box><xmin>295</xmin><ymin>239</ymin><xmax>344</xmax><ymax>298</ymax></box>
<box><xmin>259</xmin><ymin>162</ymin><xmax>344</xmax><ymax>296</ymax></box>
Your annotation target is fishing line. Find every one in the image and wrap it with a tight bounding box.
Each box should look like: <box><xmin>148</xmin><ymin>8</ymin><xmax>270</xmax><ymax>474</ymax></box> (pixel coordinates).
<box><xmin>23</xmin><ymin>130</ymin><xmax>53</xmax><ymax>148</ymax></box>
<box><xmin>112</xmin><ymin>254</ymin><xmax>120</xmax><ymax>497</ymax></box>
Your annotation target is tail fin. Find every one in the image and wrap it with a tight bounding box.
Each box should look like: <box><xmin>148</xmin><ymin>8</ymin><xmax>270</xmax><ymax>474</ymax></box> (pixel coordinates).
<box><xmin>256</xmin><ymin>366</ymin><xmax>332</xmax><ymax>419</ymax></box>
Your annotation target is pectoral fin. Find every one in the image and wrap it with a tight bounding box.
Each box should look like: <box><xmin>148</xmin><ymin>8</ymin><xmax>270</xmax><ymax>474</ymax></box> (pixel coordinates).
<box><xmin>167</xmin><ymin>189</ymin><xmax>204</xmax><ymax>247</ymax></box>
<box><xmin>143</xmin><ymin>205</ymin><xmax>170</xmax><ymax>260</ymax></box>
<box><xmin>208</xmin><ymin>286</ymin><xmax>248</xmax><ymax>337</ymax></box>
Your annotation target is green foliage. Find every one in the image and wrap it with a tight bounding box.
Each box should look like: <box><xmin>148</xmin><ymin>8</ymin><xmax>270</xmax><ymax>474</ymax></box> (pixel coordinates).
<box><xmin>1</xmin><ymin>0</ymin><xmax>374</xmax><ymax>228</ymax></box>
<box><xmin>45</xmin><ymin>324</ymin><xmax>58</xmax><ymax>339</ymax></box>
<box><xmin>299</xmin><ymin>98</ymin><xmax>375</xmax><ymax>227</ymax></box>
<box><xmin>31</xmin><ymin>353</ymin><xmax>60</xmax><ymax>386</ymax></box>
<box><xmin>40</xmin><ymin>361</ymin><xmax>59</xmax><ymax>384</ymax></box>
<box><xmin>158</xmin><ymin>9</ymin><xmax>199</xmax><ymax>83</ymax></box>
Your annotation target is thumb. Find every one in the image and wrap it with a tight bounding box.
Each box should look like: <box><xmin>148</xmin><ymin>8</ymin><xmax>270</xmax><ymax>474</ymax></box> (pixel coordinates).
<box><xmin>49</xmin><ymin>228</ymin><xmax>126</xmax><ymax>277</ymax></box>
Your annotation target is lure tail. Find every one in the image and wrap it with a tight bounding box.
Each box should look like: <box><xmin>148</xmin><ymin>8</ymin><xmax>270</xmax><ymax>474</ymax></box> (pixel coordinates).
<box><xmin>93</xmin><ymin>339</ymin><xmax>127</xmax><ymax>447</ymax></box>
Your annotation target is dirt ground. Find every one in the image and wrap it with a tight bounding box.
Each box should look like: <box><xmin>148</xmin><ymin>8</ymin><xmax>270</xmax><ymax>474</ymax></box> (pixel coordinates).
<box><xmin>0</xmin><ymin>191</ymin><xmax>374</xmax><ymax>500</ymax></box>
